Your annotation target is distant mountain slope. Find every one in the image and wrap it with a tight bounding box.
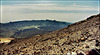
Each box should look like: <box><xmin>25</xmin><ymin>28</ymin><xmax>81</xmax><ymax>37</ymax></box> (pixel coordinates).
<box><xmin>0</xmin><ymin>14</ymin><xmax>99</xmax><ymax>55</ymax></box>
<box><xmin>0</xmin><ymin>20</ymin><xmax>71</xmax><ymax>38</ymax></box>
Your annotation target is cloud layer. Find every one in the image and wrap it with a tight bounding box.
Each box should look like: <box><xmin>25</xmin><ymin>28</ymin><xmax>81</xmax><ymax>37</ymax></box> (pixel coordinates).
<box><xmin>1</xmin><ymin>1</ymin><xmax>99</xmax><ymax>23</ymax></box>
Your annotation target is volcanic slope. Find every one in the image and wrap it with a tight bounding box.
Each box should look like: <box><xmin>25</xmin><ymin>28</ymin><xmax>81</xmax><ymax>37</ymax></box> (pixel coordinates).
<box><xmin>0</xmin><ymin>14</ymin><xmax>100</xmax><ymax>55</ymax></box>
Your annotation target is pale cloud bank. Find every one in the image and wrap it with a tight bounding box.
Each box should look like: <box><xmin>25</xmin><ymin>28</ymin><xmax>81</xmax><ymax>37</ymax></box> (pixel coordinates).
<box><xmin>1</xmin><ymin>2</ymin><xmax>99</xmax><ymax>23</ymax></box>
<box><xmin>2</xmin><ymin>3</ymin><xmax>98</xmax><ymax>11</ymax></box>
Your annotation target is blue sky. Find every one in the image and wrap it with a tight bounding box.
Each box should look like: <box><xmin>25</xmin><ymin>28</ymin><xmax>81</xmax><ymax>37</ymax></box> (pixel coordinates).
<box><xmin>0</xmin><ymin>0</ymin><xmax>100</xmax><ymax>23</ymax></box>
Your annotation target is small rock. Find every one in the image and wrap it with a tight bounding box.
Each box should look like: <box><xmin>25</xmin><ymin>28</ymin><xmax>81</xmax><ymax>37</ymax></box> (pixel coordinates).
<box><xmin>81</xmin><ymin>38</ymin><xmax>85</xmax><ymax>41</ymax></box>
<box><xmin>72</xmin><ymin>52</ymin><xmax>77</xmax><ymax>55</ymax></box>
<box><xmin>67</xmin><ymin>52</ymin><xmax>71</xmax><ymax>55</ymax></box>
<box><xmin>85</xmin><ymin>45</ymin><xmax>89</xmax><ymax>48</ymax></box>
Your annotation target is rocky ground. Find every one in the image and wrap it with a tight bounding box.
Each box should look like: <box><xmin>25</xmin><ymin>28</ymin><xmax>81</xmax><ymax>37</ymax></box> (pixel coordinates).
<box><xmin>0</xmin><ymin>14</ymin><xmax>100</xmax><ymax>55</ymax></box>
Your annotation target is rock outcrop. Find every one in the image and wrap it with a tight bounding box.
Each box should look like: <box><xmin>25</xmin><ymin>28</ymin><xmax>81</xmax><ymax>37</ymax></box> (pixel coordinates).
<box><xmin>0</xmin><ymin>14</ymin><xmax>100</xmax><ymax>55</ymax></box>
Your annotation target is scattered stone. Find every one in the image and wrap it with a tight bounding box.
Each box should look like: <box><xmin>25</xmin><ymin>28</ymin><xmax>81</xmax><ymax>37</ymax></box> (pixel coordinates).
<box><xmin>81</xmin><ymin>37</ymin><xmax>85</xmax><ymax>41</ymax></box>
<box><xmin>85</xmin><ymin>45</ymin><xmax>89</xmax><ymax>48</ymax></box>
<box><xmin>72</xmin><ymin>52</ymin><xmax>77</xmax><ymax>55</ymax></box>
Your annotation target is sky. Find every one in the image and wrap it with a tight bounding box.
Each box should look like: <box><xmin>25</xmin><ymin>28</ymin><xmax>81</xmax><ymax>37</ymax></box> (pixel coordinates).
<box><xmin>0</xmin><ymin>0</ymin><xmax>100</xmax><ymax>23</ymax></box>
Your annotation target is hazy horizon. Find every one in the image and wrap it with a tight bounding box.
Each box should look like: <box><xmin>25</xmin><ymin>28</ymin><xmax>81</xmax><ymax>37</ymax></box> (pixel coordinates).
<box><xmin>0</xmin><ymin>0</ymin><xmax>99</xmax><ymax>23</ymax></box>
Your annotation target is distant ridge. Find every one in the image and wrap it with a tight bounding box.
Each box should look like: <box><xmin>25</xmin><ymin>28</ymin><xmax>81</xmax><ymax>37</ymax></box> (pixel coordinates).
<box><xmin>0</xmin><ymin>19</ymin><xmax>69</xmax><ymax>24</ymax></box>
<box><xmin>0</xmin><ymin>20</ymin><xmax>71</xmax><ymax>38</ymax></box>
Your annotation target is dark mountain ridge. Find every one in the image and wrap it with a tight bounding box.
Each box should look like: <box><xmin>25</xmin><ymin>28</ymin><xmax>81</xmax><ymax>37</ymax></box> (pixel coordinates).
<box><xmin>0</xmin><ymin>20</ymin><xmax>70</xmax><ymax>29</ymax></box>
<box><xmin>0</xmin><ymin>20</ymin><xmax>71</xmax><ymax>38</ymax></box>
